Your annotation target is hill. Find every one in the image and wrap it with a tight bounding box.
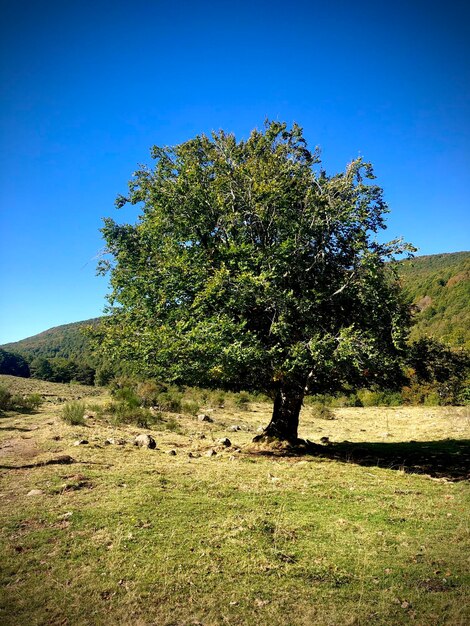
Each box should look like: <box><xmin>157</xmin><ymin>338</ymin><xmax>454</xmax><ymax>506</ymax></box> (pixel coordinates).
<box><xmin>398</xmin><ymin>251</ymin><xmax>470</xmax><ymax>350</ymax></box>
<box><xmin>1</xmin><ymin>319</ymin><xmax>99</xmax><ymax>364</ymax></box>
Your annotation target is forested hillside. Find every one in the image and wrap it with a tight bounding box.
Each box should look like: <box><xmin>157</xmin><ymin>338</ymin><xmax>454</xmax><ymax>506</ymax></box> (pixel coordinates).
<box><xmin>2</xmin><ymin>319</ymin><xmax>99</xmax><ymax>363</ymax></box>
<box><xmin>398</xmin><ymin>251</ymin><xmax>470</xmax><ymax>350</ymax></box>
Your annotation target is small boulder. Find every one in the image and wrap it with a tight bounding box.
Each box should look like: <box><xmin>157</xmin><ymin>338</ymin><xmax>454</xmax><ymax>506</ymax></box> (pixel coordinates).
<box><xmin>218</xmin><ymin>437</ymin><xmax>231</xmax><ymax>447</ymax></box>
<box><xmin>134</xmin><ymin>434</ymin><xmax>156</xmax><ymax>449</ymax></box>
<box><xmin>74</xmin><ymin>439</ymin><xmax>89</xmax><ymax>446</ymax></box>
<box><xmin>188</xmin><ymin>451</ymin><xmax>201</xmax><ymax>458</ymax></box>
<box><xmin>167</xmin><ymin>449</ymin><xmax>177</xmax><ymax>456</ymax></box>
<box><xmin>205</xmin><ymin>449</ymin><xmax>217</xmax><ymax>457</ymax></box>
<box><xmin>197</xmin><ymin>414</ymin><xmax>213</xmax><ymax>423</ymax></box>
<box><xmin>27</xmin><ymin>489</ymin><xmax>44</xmax><ymax>497</ymax></box>
<box><xmin>320</xmin><ymin>436</ymin><xmax>330</xmax><ymax>445</ymax></box>
<box><xmin>228</xmin><ymin>425</ymin><xmax>241</xmax><ymax>432</ymax></box>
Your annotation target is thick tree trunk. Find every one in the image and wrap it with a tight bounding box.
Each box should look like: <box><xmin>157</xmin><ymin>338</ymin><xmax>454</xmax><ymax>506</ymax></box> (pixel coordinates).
<box><xmin>254</xmin><ymin>383</ymin><xmax>304</xmax><ymax>443</ymax></box>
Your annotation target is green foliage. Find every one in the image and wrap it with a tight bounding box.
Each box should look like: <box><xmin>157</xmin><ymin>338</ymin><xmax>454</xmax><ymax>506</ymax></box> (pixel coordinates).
<box><xmin>94</xmin><ymin>121</ymin><xmax>413</xmax><ymax>439</ymax></box>
<box><xmin>1</xmin><ymin>318</ymin><xmax>119</xmax><ymax>384</ymax></box>
<box><xmin>309</xmin><ymin>402</ymin><xmax>335</xmax><ymax>420</ymax></box>
<box><xmin>0</xmin><ymin>384</ymin><xmax>43</xmax><ymax>412</ymax></box>
<box><xmin>61</xmin><ymin>401</ymin><xmax>86</xmax><ymax>425</ymax></box>
<box><xmin>0</xmin><ymin>385</ymin><xmax>12</xmax><ymax>411</ymax></box>
<box><xmin>407</xmin><ymin>338</ymin><xmax>469</xmax><ymax>405</ymax></box>
<box><xmin>399</xmin><ymin>252</ymin><xmax>470</xmax><ymax>349</ymax></box>
<box><xmin>0</xmin><ymin>349</ymin><xmax>30</xmax><ymax>378</ymax></box>
<box><xmin>105</xmin><ymin>401</ymin><xmax>155</xmax><ymax>428</ymax></box>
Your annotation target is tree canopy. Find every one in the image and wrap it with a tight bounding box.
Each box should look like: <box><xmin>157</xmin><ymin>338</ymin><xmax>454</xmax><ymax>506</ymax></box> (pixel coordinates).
<box><xmin>96</xmin><ymin>121</ymin><xmax>414</xmax><ymax>441</ymax></box>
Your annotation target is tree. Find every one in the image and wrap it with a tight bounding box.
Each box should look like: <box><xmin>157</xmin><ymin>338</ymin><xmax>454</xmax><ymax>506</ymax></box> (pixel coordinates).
<box><xmin>96</xmin><ymin>121</ymin><xmax>414</xmax><ymax>442</ymax></box>
<box><xmin>407</xmin><ymin>338</ymin><xmax>469</xmax><ymax>404</ymax></box>
<box><xmin>0</xmin><ymin>349</ymin><xmax>30</xmax><ymax>378</ymax></box>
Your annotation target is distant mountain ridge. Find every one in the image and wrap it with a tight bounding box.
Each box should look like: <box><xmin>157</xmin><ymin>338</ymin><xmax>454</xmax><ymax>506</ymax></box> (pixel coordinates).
<box><xmin>2</xmin><ymin>252</ymin><xmax>469</xmax><ymax>363</ymax></box>
<box><xmin>2</xmin><ymin>318</ymin><xmax>100</xmax><ymax>364</ymax></box>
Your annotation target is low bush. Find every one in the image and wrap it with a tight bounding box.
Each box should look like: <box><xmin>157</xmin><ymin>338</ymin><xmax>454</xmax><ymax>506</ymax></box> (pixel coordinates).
<box><xmin>310</xmin><ymin>402</ymin><xmax>335</xmax><ymax>420</ymax></box>
<box><xmin>104</xmin><ymin>401</ymin><xmax>157</xmax><ymax>428</ymax></box>
<box><xmin>62</xmin><ymin>402</ymin><xmax>86</xmax><ymax>425</ymax></box>
<box><xmin>0</xmin><ymin>387</ymin><xmax>43</xmax><ymax>413</ymax></box>
<box><xmin>233</xmin><ymin>391</ymin><xmax>251</xmax><ymax>409</ymax></box>
<box><xmin>0</xmin><ymin>385</ymin><xmax>12</xmax><ymax>411</ymax></box>
<box><xmin>180</xmin><ymin>400</ymin><xmax>200</xmax><ymax>415</ymax></box>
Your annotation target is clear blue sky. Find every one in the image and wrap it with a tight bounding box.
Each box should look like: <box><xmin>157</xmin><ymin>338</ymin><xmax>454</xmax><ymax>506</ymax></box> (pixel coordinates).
<box><xmin>1</xmin><ymin>0</ymin><xmax>469</xmax><ymax>344</ymax></box>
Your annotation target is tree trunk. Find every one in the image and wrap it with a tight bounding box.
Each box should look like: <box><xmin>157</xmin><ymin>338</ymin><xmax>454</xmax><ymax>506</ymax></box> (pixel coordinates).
<box><xmin>254</xmin><ymin>382</ymin><xmax>304</xmax><ymax>443</ymax></box>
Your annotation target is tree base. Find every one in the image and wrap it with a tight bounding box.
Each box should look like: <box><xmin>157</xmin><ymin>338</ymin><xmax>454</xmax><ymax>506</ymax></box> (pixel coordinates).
<box><xmin>251</xmin><ymin>434</ymin><xmax>320</xmax><ymax>455</ymax></box>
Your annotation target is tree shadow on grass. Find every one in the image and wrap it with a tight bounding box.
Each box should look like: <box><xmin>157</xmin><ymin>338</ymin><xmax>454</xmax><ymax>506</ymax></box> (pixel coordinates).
<box><xmin>317</xmin><ymin>439</ymin><xmax>470</xmax><ymax>482</ymax></box>
<box><xmin>250</xmin><ymin>439</ymin><xmax>470</xmax><ymax>482</ymax></box>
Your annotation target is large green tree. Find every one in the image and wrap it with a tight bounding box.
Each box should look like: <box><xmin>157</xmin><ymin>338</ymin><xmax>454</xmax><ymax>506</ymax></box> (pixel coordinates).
<box><xmin>97</xmin><ymin>121</ymin><xmax>413</xmax><ymax>442</ymax></box>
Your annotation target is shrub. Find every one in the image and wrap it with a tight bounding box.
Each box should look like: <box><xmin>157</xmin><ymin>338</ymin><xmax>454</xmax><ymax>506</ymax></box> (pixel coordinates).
<box><xmin>423</xmin><ymin>392</ymin><xmax>441</xmax><ymax>406</ymax></box>
<box><xmin>112</xmin><ymin>386</ymin><xmax>141</xmax><ymax>408</ymax></box>
<box><xmin>0</xmin><ymin>385</ymin><xmax>12</xmax><ymax>411</ymax></box>
<box><xmin>162</xmin><ymin>416</ymin><xmax>182</xmax><ymax>433</ymax></box>
<box><xmin>233</xmin><ymin>391</ymin><xmax>251</xmax><ymax>409</ymax></box>
<box><xmin>105</xmin><ymin>401</ymin><xmax>156</xmax><ymax>428</ymax></box>
<box><xmin>154</xmin><ymin>389</ymin><xmax>183</xmax><ymax>413</ymax></box>
<box><xmin>310</xmin><ymin>402</ymin><xmax>335</xmax><ymax>420</ymax></box>
<box><xmin>180</xmin><ymin>400</ymin><xmax>200</xmax><ymax>415</ymax></box>
<box><xmin>62</xmin><ymin>402</ymin><xmax>86</xmax><ymax>425</ymax></box>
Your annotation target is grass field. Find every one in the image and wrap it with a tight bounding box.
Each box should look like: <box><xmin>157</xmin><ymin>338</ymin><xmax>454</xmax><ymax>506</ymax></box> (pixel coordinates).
<box><xmin>0</xmin><ymin>374</ymin><xmax>469</xmax><ymax>625</ymax></box>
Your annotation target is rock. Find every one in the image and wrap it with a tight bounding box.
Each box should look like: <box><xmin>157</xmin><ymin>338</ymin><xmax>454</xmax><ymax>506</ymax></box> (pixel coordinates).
<box><xmin>47</xmin><ymin>455</ymin><xmax>75</xmax><ymax>465</ymax></box>
<box><xmin>205</xmin><ymin>449</ymin><xmax>217</xmax><ymax>457</ymax></box>
<box><xmin>218</xmin><ymin>437</ymin><xmax>231</xmax><ymax>447</ymax></box>
<box><xmin>104</xmin><ymin>438</ymin><xmax>126</xmax><ymax>445</ymax></box>
<box><xmin>188</xmin><ymin>451</ymin><xmax>201</xmax><ymax>458</ymax></box>
<box><xmin>74</xmin><ymin>439</ymin><xmax>89</xmax><ymax>446</ymax></box>
<box><xmin>84</xmin><ymin>414</ymin><xmax>94</xmax><ymax>420</ymax></box>
<box><xmin>167</xmin><ymin>449</ymin><xmax>177</xmax><ymax>456</ymax></box>
<box><xmin>197</xmin><ymin>414</ymin><xmax>213</xmax><ymax>423</ymax></box>
<box><xmin>320</xmin><ymin>436</ymin><xmax>330</xmax><ymax>444</ymax></box>
<box><xmin>134</xmin><ymin>434</ymin><xmax>156</xmax><ymax>449</ymax></box>
<box><xmin>256</xmin><ymin>426</ymin><xmax>264</xmax><ymax>433</ymax></box>
<box><xmin>27</xmin><ymin>489</ymin><xmax>44</xmax><ymax>496</ymax></box>
<box><xmin>52</xmin><ymin>435</ymin><xmax>61</xmax><ymax>441</ymax></box>
<box><xmin>228</xmin><ymin>425</ymin><xmax>241</xmax><ymax>432</ymax></box>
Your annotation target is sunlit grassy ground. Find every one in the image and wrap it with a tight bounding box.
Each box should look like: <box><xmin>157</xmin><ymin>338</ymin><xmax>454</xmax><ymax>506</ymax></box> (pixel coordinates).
<box><xmin>0</xmin><ymin>375</ymin><xmax>469</xmax><ymax>625</ymax></box>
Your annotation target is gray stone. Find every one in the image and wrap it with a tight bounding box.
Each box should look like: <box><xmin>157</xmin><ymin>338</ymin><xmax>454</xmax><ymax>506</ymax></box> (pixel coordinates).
<box><xmin>197</xmin><ymin>414</ymin><xmax>213</xmax><ymax>423</ymax></box>
<box><xmin>228</xmin><ymin>425</ymin><xmax>241</xmax><ymax>432</ymax></box>
<box><xmin>74</xmin><ymin>439</ymin><xmax>89</xmax><ymax>446</ymax></box>
<box><xmin>205</xmin><ymin>449</ymin><xmax>217</xmax><ymax>457</ymax></box>
<box><xmin>134</xmin><ymin>434</ymin><xmax>156</xmax><ymax>449</ymax></box>
<box><xmin>188</xmin><ymin>451</ymin><xmax>201</xmax><ymax>458</ymax></box>
<box><xmin>218</xmin><ymin>437</ymin><xmax>231</xmax><ymax>447</ymax></box>
<box><xmin>27</xmin><ymin>489</ymin><xmax>44</xmax><ymax>496</ymax></box>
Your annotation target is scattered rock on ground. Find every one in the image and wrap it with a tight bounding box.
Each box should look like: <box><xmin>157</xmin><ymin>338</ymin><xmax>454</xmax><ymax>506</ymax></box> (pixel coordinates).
<box><xmin>320</xmin><ymin>436</ymin><xmax>330</xmax><ymax>444</ymax></box>
<box><xmin>74</xmin><ymin>439</ymin><xmax>89</xmax><ymax>446</ymax></box>
<box><xmin>197</xmin><ymin>414</ymin><xmax>213</xmax><ymax>423</ymax></box>
<box><xmin>27</xmin><ymin>489</ymin><xmax>44</xmax><ymax>497</ymax></box>
<box><xmin>188</xmin><ymin>451</ymin><xmax>201</xmax><ymax>458</ymax></box>
<box><xmin>134</xmin><ymin>434</ymin><xmax>156</xmax><ymax>449</ymax></box>
<box><xmin>228</xmin><ymin>425</ymin><xmax>241</xmax><ymax>432</ymax></box>
<box><xmin>167</xmin><ymin>449</ymin><xmax>177</xmax><ymax>456</ymax></box>
<box><xmin>205</xmin><ymin>449</ymin><xmax>217</xmax><ymax>457</ymax></box>
<box><xmin>218</xmin><ymin>437</ymin><xmax>231</xmax><ymax>447</ymax></box>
